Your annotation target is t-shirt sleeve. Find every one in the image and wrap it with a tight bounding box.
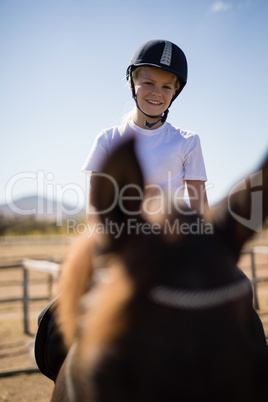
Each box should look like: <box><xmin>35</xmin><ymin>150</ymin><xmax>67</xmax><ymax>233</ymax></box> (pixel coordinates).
<box><xmin>183</xmin><ymin>134</ymin><xmax>207</xmax><ymax>181</ymax></box>
<box><xmin>81</xmin><ymin>131</ymin><xmax>109</xmax><ymax>175</ymax></box>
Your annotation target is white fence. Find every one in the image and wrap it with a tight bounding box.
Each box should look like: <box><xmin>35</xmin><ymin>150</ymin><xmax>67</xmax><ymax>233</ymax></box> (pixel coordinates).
<box><xmin>1</xmin><ymin>245</ymin><xmax>268</xmax><ymax>334</ymax></box>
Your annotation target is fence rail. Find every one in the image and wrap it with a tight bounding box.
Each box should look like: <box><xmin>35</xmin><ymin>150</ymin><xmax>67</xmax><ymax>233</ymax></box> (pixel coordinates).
<box><xmin>0</xmin><ymin>246</ymin><xmax>268</xmax><ymax>334</ymax></box>
<box><xmin>22</xmin><ymin>259</ymin><xmax>60</xmax><ymax>333</ymax></box>
<box><xmin>0</xmin><ymin>258</ymin><xmax>60</xmax><ymax>334</ymax></box>
<box><xmin>241</xmin><ymin>247</ymin><xmax>268</xmax><ymax>310</ymax></box>
<box><xmin>0</xmin><ymin>234</ymin><xmax>74</xmax><ymax>245</ymax></box>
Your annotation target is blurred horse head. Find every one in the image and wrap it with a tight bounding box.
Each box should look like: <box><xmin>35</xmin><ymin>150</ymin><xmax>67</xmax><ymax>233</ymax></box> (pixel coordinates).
<box><xmin>52</xmin><ymin>139</ymin><xmax>268</xmax><ymax>402</ymax></box>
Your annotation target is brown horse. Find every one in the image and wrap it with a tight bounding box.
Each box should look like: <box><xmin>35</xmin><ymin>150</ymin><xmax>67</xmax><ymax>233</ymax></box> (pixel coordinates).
<box><xmin>52</xmin><ymin>139</ymin><xmax>268</xmax><ymax>401</ymax></box>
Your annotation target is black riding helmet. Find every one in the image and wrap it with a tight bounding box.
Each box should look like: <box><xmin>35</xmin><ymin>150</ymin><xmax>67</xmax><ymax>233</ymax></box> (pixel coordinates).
<box><xmin>126</xmin><ymin>40</ymin><xmax>188</xmax><ymax>126</ymax></box>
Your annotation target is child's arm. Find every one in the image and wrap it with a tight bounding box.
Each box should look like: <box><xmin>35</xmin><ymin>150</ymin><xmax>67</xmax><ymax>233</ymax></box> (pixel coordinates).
<box><xmin>86</xmin><ymin>173</ymin><xmax>98</xmax><ymax>221</ymax></box>
<box><xmin>186</xmin><ymin>180</ymin><xmax>208</xmax><ymax>216</ymax></box>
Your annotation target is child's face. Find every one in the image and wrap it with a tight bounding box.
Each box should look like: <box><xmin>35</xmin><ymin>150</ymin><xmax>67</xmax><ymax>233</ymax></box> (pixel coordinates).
<box><xmin>133</xmin><ymin>67</ymin><xmax>178</xmax><ymax>126</ymax></box>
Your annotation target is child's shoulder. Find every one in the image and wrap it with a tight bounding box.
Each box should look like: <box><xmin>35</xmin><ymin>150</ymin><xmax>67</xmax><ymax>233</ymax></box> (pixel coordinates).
<box><xmin>101</xmin><ymin>122</ymin><xmax>130</xmax><ymax>137</ymax></box>
<box><xmin>95</xmin><ymin>122</ymin><xmax>132</xmax><ymax>151</ymax></box>
<box><xmin>167</xmin><ymin>123</ymin><xmax>199</xmax><ymax>140</ymax></box>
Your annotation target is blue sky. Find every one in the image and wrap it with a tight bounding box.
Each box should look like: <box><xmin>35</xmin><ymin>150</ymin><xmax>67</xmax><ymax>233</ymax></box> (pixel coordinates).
<box><xmin>1</xmin><ymin>0</ymin><xmax>268</xmax><ymax>213</ymax></box>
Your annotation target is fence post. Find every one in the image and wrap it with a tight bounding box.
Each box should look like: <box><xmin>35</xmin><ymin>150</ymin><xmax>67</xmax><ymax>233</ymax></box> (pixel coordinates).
<box><xmin>23</xmin><ymin>267</ymin><xmax>30</xmax><ymax>334</ymax></box>
<box><xmin>250</xmin><ymin>250</ymin><xmax>259</xmax><ymax>310</ymax></box>
<box><xmin>48</xmin><ymin>274</ymin><xmax>53</xmax><ymax>299</ymax></box>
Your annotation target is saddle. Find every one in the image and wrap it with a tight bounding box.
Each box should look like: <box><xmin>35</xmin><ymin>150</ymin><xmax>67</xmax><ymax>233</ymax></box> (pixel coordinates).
<box><xmin>35</xmin><ymin>298</ymin><xmax>68</xmax><ymax>382</ymax></box>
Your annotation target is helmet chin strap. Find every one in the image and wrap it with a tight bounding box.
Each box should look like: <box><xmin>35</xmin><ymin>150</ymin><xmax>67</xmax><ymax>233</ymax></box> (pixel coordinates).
<box><xmin>145</xmin><ymin>119</ymin><xmax>162</xmax><ymax>129</ymax></box>
<box><xmin>130</xmin><ymin>73</ymin><xmax>170</xmax><ymax>128</ymax></box>
<box><xmin>136</xmin><ymin>102</ymin><xmax>169</xmax><ymax>128</ymax></box>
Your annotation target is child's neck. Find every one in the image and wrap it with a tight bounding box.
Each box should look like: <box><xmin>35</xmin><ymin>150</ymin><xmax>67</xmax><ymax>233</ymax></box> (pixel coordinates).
<box><xmin>133</xmin><ymin>113</ymin><xmax>164</xmax><ymax>130</ymax></box>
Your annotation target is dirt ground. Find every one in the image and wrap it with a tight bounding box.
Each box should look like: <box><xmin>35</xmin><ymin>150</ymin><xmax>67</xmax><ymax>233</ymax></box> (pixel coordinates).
<box><xmin>0</xmin><ymin>237</ymin><xmax>72</xmax><ymax>402</ymax></box>
<box><xmin>0</xmin><ymin>234</ymin><xmax>268</xmax><ymax>401</ymax></box>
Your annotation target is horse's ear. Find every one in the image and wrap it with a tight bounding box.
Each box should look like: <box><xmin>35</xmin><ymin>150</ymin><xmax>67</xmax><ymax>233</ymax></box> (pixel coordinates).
<box><xmin>91</xmin><ymin>138</ymin><xmax>144</xmax><ymax>225</ymax></box>
<box><xmin>212</xmin><ymin>151</ymin><xmax>268</xmax><ymax>260</ymax></box>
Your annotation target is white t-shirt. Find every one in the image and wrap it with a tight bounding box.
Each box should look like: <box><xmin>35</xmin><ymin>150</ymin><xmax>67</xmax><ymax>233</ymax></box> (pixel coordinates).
<box><xmin>82</xmin><ymin>120</ymin><xmax>207</xmax><ymax>197</ymax></box>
